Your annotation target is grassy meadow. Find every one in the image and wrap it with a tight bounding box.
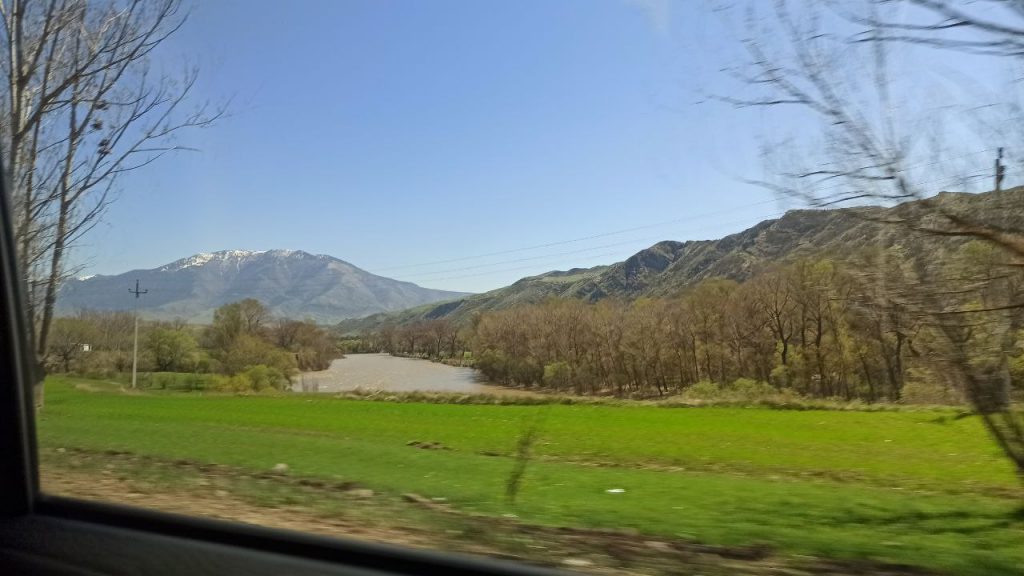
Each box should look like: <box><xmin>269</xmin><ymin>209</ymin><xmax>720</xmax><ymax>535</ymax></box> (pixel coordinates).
<box><xmin>35</xmin><ymin>376</ymin><xmax>1024</xmax><ymax>575</ymax></box>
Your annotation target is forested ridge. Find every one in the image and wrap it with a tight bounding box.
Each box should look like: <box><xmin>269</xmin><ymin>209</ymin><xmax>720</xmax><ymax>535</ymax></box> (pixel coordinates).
<box><xmin>350</xmin><ymin>190</ymin><xmax>1024</xmax><ymax>401</ymax></box>
<box><xmin>356</xmin><ymin>239</ymin><xmax>1024</xmax><ymax>403</ymax></box>
<box><xmin>339</xmin><ymin>189</ymin><xmax>1024</xmax><ymax>333</ymax></box>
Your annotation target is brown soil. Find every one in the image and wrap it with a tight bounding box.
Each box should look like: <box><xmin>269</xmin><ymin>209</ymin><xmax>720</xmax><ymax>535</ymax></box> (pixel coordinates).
<box><xmin>44</xmin><ymin>469</ymin><xmax>443</xmax><ymax>549</ymax></box>
<box><xmin>40</xmin><ymin>449</ymin><xmax>942</xmax><ymax>576</ymax></box>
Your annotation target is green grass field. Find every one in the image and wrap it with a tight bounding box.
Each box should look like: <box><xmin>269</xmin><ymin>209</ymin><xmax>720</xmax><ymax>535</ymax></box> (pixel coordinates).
<box><xmin>35</xmin><ymin>377</ymin><xmax>1024</xmax><ymax>575</ymax></box>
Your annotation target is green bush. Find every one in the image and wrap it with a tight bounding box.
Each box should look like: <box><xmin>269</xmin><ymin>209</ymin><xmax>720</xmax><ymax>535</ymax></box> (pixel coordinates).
<box><xmin>680</xmin><ymin>378</ymin><xmax>805</xmax><ymax>404</ymax></box>
<box><xmin>89</xmin><ymin>371</ymin><xmax>199</xmax><ymax>391</ymax></box>
<box><xmin>728</xmin><ymin>378</ymin><xmax>777</xmax><ymax>399</ymax></box>
<box><xmin>683</xmin><ymin>380</ymin><xmax>722</xmax><ymax>400</ymax></box>
<box><xmin>206</xmin><ymin>365</ymin><xmax>289</xmax><ymax>393</ymax></box>
<box><xmin>153</xmin><ymin>372</ymin><xmax>175</xmax><ymax>390</ymax></box>
<box><xmin>510</xmin><ymin>358</ymin><xmax>543</xmax><ymax>386</ymax></box>
<box><xmin>243</xmin><ymin>364</ymin><xmax>288</xmax><ymax>391</ymax></box>
<box><xmin>145</xmin><ymin>328</ymin><xmax>199</xmax><ymax>372</ymax></box>
<box><xmin>475</xmin><ymin>349</ymin><xmax>509</xmax><ymax>382</ymax></box>
<box><xmin>543</xmin><ymin>361</ymin><xmax>572</xmax><ymax>390</ymax></box>
<box><xmin>210</xmin><ymin>373</ymin><xmax>249</xmax><ymax>392</ymax></box>
<box><xmin>770</xmin><ymin>364</ymin><xmax>792</xmax><ymax>388</ymax></box>
<box><xmin>218</xmin><ymin>334</ymin><xmax>297</xmax><ymax>378</ymax></box>
<box><xmin>75</xmin><ymin>350</ymin><xmax>129</xmax><ymax>378</ymax></box>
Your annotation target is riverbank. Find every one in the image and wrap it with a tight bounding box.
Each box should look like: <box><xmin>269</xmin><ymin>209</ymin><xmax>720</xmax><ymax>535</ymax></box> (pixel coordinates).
<box><xmin>37</xmin><ymin>376</ymin><xmax>1024</xmax><ymax>575</ymax></box>
<box><xmin>302</xmin><ymin>355</ymin><xmax>972</xmax><ymax>411</ymax></box>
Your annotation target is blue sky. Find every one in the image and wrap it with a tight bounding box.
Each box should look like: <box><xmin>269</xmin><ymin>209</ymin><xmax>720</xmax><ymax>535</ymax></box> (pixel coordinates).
<box><xmin>74</xmin><ymin>0</ymin><xmax>1010</xmax><ymax>293</ymax></box>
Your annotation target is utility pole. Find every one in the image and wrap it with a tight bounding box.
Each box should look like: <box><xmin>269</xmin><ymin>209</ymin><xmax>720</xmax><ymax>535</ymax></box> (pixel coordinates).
<box><xmin>995</xmin><ymin>147</ymin><xmax>1006</xmax><ymax>192</ymax></box>
<box><xmin>129</xmin><ymin>279</ymin><xmax>148</xmax><ymax>389</ymax></box>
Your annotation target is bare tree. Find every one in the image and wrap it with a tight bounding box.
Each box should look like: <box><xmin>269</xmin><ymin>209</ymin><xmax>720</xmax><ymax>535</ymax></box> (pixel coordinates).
<box><xmin>0</xmin><ymin>0</ymin><xmax>222</xmax><ymax>404</ymax></box>
<box><xmin>843</xmin><ymin>0</ymin><xmax>1024</xmax><ymax>58</ymax></box>
<box><xmin>714</xmin><ymin>0</ymin><xmax>1024</xmax><ymax>478</ymax></box>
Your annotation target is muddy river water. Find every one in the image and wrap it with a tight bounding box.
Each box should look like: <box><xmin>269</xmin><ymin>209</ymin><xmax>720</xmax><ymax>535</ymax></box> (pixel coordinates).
<box><xmin>294</xmin><ymin>353</ymin><xmax>535</xmax><ymax>396</ymax></box>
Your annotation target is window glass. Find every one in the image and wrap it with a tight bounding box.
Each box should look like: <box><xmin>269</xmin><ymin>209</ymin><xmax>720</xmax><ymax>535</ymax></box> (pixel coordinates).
<box><xmin>6</xmin><ymin>1</ymin><xmax>1023</xmax><ymax>574</ymax></box>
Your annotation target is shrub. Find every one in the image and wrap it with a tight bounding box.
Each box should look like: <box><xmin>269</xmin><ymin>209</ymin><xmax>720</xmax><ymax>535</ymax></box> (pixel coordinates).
<box><xmin>728</xmin><ymin>378</ymin><xmax>777</xmax><ymax>400</ymax></box>
<box><xmin>242</xmin><ymin>364</ymin><xmax>288</xmax><ymax>391</ymax></box>
<box><xmin>75</xmin><ymin>350</ymin><xmax>128</xmax><ymax>378</ymax></box>
<box><xmin>210</xmin><ymin>373</ymin><xmax>253</xmax><ymax>393</ymax></box>
<box><xmin>509</xmin><ymin>358</ymin><xmax>543</xmax><ymax>386</ymax></box>
<box><xmin>219</xmin><ymin>333</ymin><xmax>297</xmax><ymax>379</ymax></box>
<box><xmin>475</xmin><ymin>349</ymin><xmax>508</xmax><ymax>382</ymax></box>
<box><xmin>206</xmin><ymin>366</ymin><xmax>288</xmax><ymax>393</ymax></box>
<box><xmin>543</xmin><ymin>361</ymin><xmax>572</xmax><ymax>390</ymax></box>
<box><xmin>152</xmin><ymin>372</ymin><xmax>176</xmax><ymax>390</ymax></box>
<box><xmin>683</xmin><ymin>380</ymin><xmax>722</xmax><ymax>400</ymax></box>
<box><xmin>123</xmin><ymin>371</ymin><xmax>218</xmax><ymax>391</ymax></box>
<box><xmin>678</xmin><ymin>378</ymin><xmax>805</xmax><ymax>405</ymax></box>
<box><xmin>770</xmin><ymin>364</ymin><xmax>792</xmax><ymax>388</ymax></box>
<box><xmin>145</xmin><ymin>328</ymin><xmax>199</xmax><ymax>372</ymax></box>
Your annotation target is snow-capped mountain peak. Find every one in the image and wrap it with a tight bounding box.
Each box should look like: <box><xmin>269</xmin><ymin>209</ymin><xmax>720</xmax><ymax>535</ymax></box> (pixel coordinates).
<box><xmin>160</xmin><ymin>249</ymin><xmax>274</xmax><ymax>272</ymax></box>
<box><xmin>59</xmin><ymin>248</ymin><xmax>469</xmax><ymax>323</ymax></box>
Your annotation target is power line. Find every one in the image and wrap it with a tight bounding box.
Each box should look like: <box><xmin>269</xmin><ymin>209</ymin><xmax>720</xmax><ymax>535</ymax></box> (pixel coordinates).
<box><xmin>65</xmin><ymin>147</ymin><xmax>1005</xmax><ymax>296</ymax></box>
<box><xmin>372</xmin><ymin>150</ymin><xmax>1001</xmax><ymax>276</ymax></box>
<box><xmin>415</xmin><ymin>211</ymin><xmax>788</xmax><ymax>282</ymax></box>
<box><xmin>369</xmin><ymin>198</ymin><xmax>782</xmax><ymax>273</ymax></box>
<box><xmin>57</xmin><ymin>205</ymin><xmax>790</xmax><ymax>297</ymax></box>
<box><xmin>397</xmin><ymin>239</ymin><xmax>658</xmax><ymax>279</ymax></box>
<box><xmin>62</xmin><ymin>152</ymin><xmax>1006</xmax><ymax>302</ymax></box>
<box><xmin>401</xmin><ymin>210</ymin><xmax>789</xmax><ymax>281</ymax></box>
<box><xmin>414</xmin><ymin>252</ymin><xmax>625</xmax><ymax>282</ymax></box>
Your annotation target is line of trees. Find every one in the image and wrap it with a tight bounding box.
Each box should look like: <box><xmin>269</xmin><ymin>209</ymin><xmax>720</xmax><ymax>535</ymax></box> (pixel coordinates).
<box><xmin>356</xmin><ymin>317</ymin><xmax>464</xmax><ymax>363</ymax></box>
<box><xmin>469</xmin><ymin>257</ymin><xmax>925</xmax><ymax>400</ymax></box>
<box><xmin>361</xmin><ymin>247</ymin><xmax>1024</xmax><ymax>404</ymax></box>
<box><xmin>47</xmin><ymin>298</ymin><xmax>341</xmax><ymax>391</ymax></box>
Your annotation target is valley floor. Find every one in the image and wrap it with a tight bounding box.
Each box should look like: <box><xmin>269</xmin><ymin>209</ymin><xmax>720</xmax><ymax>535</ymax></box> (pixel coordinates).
<box><xmin>35</xmin><ymin>377</ymin><xmax>1024</xmax><ymax>575</ymax></box>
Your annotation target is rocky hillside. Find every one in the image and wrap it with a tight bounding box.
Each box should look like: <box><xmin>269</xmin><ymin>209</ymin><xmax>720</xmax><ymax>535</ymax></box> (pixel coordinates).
<box><xmin>57</xmin><ymin>249</ymin><xmax>469</xmax><ymax>323</ymax></box>
<box><xmin>337</xmin><ymin>188</ymin><xmax>1024</xmax><ymax>332</ymax></box>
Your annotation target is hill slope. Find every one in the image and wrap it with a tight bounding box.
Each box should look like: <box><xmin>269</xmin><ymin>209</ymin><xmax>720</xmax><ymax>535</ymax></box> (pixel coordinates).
<box><xmin>338</xmin><ymin>189</ymin><xmax>1023</xmax><ymax>332</ymax></box>
<box><xmin>57</xmin><ymin>249</ymin><xmax>469</xmax><ymax>323</ymax></box>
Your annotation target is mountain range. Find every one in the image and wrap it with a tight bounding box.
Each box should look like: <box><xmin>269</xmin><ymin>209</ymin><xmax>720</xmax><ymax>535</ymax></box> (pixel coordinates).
<box><xmin>57</xmin><ymin>250</ymin><xmax>469</xmax><ymax>323</ymax></box>
<box><xmin>59</xmin><ymin>189</ymin><xmax>1021</xmax><ymax>327</ymax></box>
<box><xmin>337</xmin><ymin>188</ymin><xmax>1024</xmax><ymax>332</ymax></box>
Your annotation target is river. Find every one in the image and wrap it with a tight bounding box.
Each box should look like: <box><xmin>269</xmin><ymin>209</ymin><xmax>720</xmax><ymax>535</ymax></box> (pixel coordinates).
<box><xmin>294</xmin><ymin>353</ymin><xmax>536</xmax><ymax>396</ymax></box>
